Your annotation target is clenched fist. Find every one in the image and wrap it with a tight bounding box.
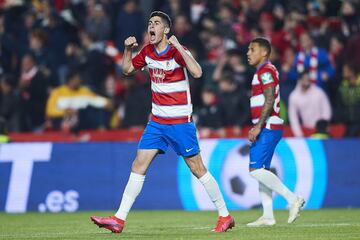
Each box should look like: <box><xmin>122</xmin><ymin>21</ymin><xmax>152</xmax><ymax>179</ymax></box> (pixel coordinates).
<box><xmin>124</xmin><ymin>36</ymin><xmax>138</xmax><ymax>49</ymax></box>
<box><xmin>168</xmin><ymin>35</ymin><xmax>181</xmax><ymax>48</ymax></box>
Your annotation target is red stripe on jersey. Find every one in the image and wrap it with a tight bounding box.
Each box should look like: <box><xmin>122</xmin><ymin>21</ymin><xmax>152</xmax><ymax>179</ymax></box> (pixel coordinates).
<box><xmin>149</xmin><ymin>67</ymin><xmax>185</xmax><ymax>83</ymax></box>
<box><xmin>251</xmin><ymin>106</ymin><xmax>281</xmax><ymax>120</ymax></box>
<box><xmin>152</xmin><ymin>91</ymin><xmax>188</xmax><ymax>106</ymax></box>
<box><xmin>251</xmin><ymin>106</ymin><xmax>262</xmax><ymax>119</ymax></box>
<box><xmin>269</xmin><ymin>123</ymin><xmax>283</xmax><ymax>130</ymax></box>
<box><xmin>151</xmin><ymin>114</ymin><xmax>191</xmax><ymax>124</ymax></box>
<box><xmin>252</xmin><ymin>87</ymin><xmax>263</xmax><ymax>97</ymax></box>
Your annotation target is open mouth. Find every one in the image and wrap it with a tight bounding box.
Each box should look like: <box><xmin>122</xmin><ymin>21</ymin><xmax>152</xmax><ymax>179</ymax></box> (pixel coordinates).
<box><xmin>149</xmin><ymin>31</ymin><xmax>156</xmax><ymax>42</ymax></box>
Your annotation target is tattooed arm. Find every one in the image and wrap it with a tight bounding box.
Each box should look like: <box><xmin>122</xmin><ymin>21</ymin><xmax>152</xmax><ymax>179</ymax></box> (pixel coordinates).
<box><xmin>248</xmin><ymin>86</ymin><xmax>275</xmax><ymax>142</ymax></box>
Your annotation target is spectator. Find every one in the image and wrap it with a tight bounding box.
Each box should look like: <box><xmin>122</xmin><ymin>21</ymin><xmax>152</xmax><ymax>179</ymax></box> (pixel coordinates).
<box><xmin>119</xmin><ymin>73</ymin><xmax>151</xmax><ymax>129</ymax></box>
<box><xmin>28</xmin><ymin>29</ymin><xmax>55</xmax><ymax>82</ymax></box>
<box><xmin>288</xmin><ymin>31</ymin><xmax>335</xmax><ymax>91</ymax></box>
<box><xmin>158</xmin><ymin>0</ymin><xmax>188</xmax><ymax>19</ymax></box>
<box><xmin>46</xmin><ymin>69</ymin><xmax>112</xmax><ymax>132</ymax></box>
<box><xmin>213</xmin><ymin>49</ymin><xmax>251</xmax><ymax>90</ymax></box>
<box><xmin>337</xmin><ymin>63</ymin><xmax>360</xmax><ymax>137</ymax></box>
<box><xmin>197</xmin><ymin>86</ymin><xmax>222</xmax><ymax>138</ymax></box>
<box><xmin>340</xmin><ymin>0</ymin><xmax>360</xmax><ymax>36</ymax></box>
<box><xmin>280</xmin><ymin>47</ymin><xmax>297</xmax><ymax>105</ymax></box>
<box><xmin>18</xmin><ymin>54</ymin><xmax>49</xmax><ymax>132</ymax></box>
<box><xmin>116</xmin><ymin>0</ymin><xmax>145</xmax><ymax>51</ymax></box>
<box><xmin>288</xmin><ymin>70</ymin><xmax>332</xmax><ymax>137</ymax></box>
<box><xmin>311</xmin><ymin>119</ymin><xmax>330</xmax><ymax>139</ymax></box>
<box><xmin>85</xmin><ymin>4</ymin><xmax>111</xmax><ymax>41</ymax></box>
<box><xmin>42</xmin><ymin>11</ymin><xmax>73</xmax><ymax>85</ymax></box>
<box><xmin>79</xmin><ymin>31</ymin><xmax>109</xmax><ymax>94</ymax></box>
<box><xmin>218</xmin><ymin>74</ymin><xmax>249</xmax><ymax>136</ymax></box>
<box><xmin>0</xmin><ymin>75</ymin><xmax>20</xmax><ymax>132</ymax></box>
<box><xmin>173</xmin><ymin>13</ymin><xmax>204</xmax><ymax>60</ymax></box>
<box><xmin>217</xmin><ymin>2</ymin><xmax>236</xmax><ymax>40</ymax></box>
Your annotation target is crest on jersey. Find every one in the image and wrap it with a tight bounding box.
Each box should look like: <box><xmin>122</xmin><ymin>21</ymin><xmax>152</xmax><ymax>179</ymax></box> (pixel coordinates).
<box><xmin>153</xmin><ymin>68</ymin><xmax>166</xmax><ymax>83</ymax></box>
<box><xmin>260</xmin><ymin>72</ymin><xmax>274</xmax><ymax>84</ymax></box>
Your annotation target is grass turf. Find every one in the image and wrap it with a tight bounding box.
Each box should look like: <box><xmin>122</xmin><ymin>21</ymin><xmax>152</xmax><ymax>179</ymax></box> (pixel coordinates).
<box><xmin>0</xmin><ymin>209</ymin><xmax>359</xmax><ymax>239</ymax></box>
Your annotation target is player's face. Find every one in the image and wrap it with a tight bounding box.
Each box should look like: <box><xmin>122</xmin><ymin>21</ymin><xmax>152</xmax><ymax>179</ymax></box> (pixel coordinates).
<box><xmin>148</xmin><ymin>16</ymin><xmax>167</xmax><ymax>45</ymax></box>
<box><xmin>247</xmin><ymin>42</ymin><xmax>264</xmax><ymax>67</ymax></box>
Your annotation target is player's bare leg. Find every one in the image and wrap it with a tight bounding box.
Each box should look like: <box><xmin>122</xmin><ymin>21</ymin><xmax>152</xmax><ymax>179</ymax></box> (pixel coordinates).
<box><xmin>184</xmin><ymin>154</ymin><xmax>235</xmax><ymax>232</ymax></box>
<box><xmin>91</xmin><ymin>149</ymin><xmax>158</xmax><ymax>233</ymax></box>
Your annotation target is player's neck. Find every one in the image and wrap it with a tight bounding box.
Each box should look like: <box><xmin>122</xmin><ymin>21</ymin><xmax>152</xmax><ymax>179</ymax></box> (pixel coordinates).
<box><xmin>154</xmin><ymin>38</ymin><xmax>169</xmax><ymax>54</ymax></box>
<box><xmin>256</xmin><ymin>59</ymin><xmax>270</xmax><ymax>69</ymax></box>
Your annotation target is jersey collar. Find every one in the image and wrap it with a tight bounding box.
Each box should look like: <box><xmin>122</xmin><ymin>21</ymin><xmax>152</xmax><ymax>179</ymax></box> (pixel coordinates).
<box><xmin>155</xmin><ymin>44</ymin><xmax>170</xmax><ymax>56</ymax></box>
<box><xmin>256</xmin><ymin>61</ymin><xmax>271</xmax><ymax>71</ymax></box>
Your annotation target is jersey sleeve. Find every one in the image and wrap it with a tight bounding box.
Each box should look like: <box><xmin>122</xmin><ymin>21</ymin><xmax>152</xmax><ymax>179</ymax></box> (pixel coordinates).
<box><xmin>258</xmin><ymin>68</ymin><xmax>278</xmax><ymax>89</ymax></box>
<box><xmin>131</xmin><ymin>46</ymin><xmax>147</xmax><ymax>70</ymax></box>
<box><xmin>173</xmin><ymin>46</ymin><xmax>192</xmax><ymax>67</ymax></box>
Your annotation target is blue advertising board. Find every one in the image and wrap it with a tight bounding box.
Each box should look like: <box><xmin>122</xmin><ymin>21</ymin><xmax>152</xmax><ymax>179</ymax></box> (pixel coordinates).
<box><xmin>0</xmin><ymin>139</ymin><xmax>359</xmax><ymax>213</ymax></box>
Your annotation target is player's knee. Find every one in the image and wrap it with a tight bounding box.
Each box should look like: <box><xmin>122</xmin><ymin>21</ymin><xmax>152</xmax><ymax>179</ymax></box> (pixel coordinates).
<box><xmin>131</xmin><ymin>159</ymin><xmax>146</xmax><ymax>174</ymax></box>
<box><xmin>189</xmin><ymin>164</ymin><xmax>207</xmax><ymax>178</ymax></box>
<box><xmin>249</xmin><ymin>168</ymin><xmax>262</xmax><ymax>178</ymax></box>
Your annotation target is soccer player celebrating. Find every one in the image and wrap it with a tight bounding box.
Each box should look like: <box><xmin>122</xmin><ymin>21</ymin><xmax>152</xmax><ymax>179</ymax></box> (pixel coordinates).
<box><xmin>246</xmin><ymin>37</ymin><xmax>305</xmax><ymax>227</ymax></box>
<box><xmin>91</xmin><ymin>11</ymin><xmax>234</xmax><ymax>233</ymax></box>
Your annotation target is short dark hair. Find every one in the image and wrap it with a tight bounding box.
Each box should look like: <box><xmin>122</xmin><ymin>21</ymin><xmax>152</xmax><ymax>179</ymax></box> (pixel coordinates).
<box><xmin>150</xmin><ymin>11</ymin><xmax>172</xmax><ymax>28</ymax></box>
<box><xmin>298</xmin><ymin>69</ymin><xmax>310</xmax><ymax>78</ymax></box>
<box><xmin>251</xmin><ymin>37</ymin><xmax>272</xmax><ymax>57</ymax></box>
<box><xmin>65</xmin><ymin>68</ymin><xmax>81</xmax><ymax>83</ymax></box>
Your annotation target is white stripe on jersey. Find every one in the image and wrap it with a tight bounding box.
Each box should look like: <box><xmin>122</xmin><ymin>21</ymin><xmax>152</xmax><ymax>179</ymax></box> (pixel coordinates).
<box><xmin>151</xmin><ymin>80</ymin><xmax>188</xmax><ymax>93</ymax></box>
<box><xmin>250</xmin><ymin>94</ymin><xmax>265</xmax><ymax>108</ymax></box>
<box><xmin>252</xmin><ymin>116</ymin><xmax>284</xmax><ymax>126</ymax></box>
<box><xmin>145</xmin><ymin>56</ymin><xmax>182</xmax><ymax>70</ymax></box>
<box><xmin>152</xmin><ymin>103</ymin><xmax>192</xmax><ymax>118</ymax></box>
<box><xmin>252</xmin><ymin>75</ymin><xmax>261</xmax><ymax>85</ymax></box>
<box><xmin>265</xmin><ymin>116</ymin><xmax>284</xmax><ymax>129</ymax></box>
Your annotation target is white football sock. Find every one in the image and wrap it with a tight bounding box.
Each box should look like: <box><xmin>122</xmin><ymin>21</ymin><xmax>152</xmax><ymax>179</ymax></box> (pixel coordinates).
<box><xmin>259</xmin><ymin>182</ymin><xmax>274</xmax><ymax>219</ymax></box>
<box><xmin>199</xmin><ymin>171</ymin><xmax>229</xmax><ymax>217</ymax></box>
<box><xmin>115</xmin><ymin>172</ymin><xmax>145</xmax><ymax>220</ymax></box>
<box><xmin>251</xmin><ymin>168</ymin><xmax>297</xmax><ymax>204</ymax></box>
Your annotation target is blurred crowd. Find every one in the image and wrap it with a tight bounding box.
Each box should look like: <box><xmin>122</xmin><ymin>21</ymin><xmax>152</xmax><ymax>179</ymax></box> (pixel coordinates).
<box><xmin>0</xmin><ymin>0</ymin><xmax>359</xmax><ymax>137</ymax></box>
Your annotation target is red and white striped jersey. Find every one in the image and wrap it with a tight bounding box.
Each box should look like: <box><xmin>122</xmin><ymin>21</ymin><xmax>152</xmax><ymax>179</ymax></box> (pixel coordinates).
<box><xmin>250</xmin><ymin>62</ymin><xmax>283</xmax><ymax>130</ymax></box>
<box><xmin>132</xmin><ymin>44</ymin><xmax>192</xmax><ymax>124</ymax></box>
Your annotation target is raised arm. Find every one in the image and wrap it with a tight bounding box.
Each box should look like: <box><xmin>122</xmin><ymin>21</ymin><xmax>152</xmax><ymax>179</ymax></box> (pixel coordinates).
<box><xmin>168</xmin><ymin>35</ymin><xmax>202</xmax><ymax>78</ymax></box>
<box><xmin>122</xmin><ymin>36</ymin><xmax>138</xmax><ymax>75</ymax></box>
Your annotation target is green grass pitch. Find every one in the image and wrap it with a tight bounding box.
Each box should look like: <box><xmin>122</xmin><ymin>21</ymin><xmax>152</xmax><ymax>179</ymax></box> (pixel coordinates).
<box><xmin>1</xmin><ymin>209</ymin><xmax>359</xmax><ymax>239</ymax></box>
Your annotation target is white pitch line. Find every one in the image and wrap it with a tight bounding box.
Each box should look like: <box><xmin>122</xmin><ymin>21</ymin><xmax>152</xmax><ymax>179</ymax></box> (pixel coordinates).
<box><xmin>295</xmin><ymin>223</ymin><xmax>359</xmax><ymax>227</ymax></box>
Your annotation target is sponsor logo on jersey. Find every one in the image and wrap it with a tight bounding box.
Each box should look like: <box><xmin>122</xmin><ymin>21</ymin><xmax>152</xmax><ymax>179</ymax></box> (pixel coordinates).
<box><xmin>260</xmin><ymin>72</ymin><xmax>274</xmax><ymax>84</ymax></box>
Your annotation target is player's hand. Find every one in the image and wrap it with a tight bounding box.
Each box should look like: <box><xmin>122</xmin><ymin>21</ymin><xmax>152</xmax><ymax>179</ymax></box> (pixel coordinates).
<box><xmin>124</xmin><ymin>36</ymin><xmax>138</xmax><ymax>49</ymax></box>
<box><xmin>168</xmin><ymin>35</ymin><xmax>181</xmax><ymax>48</ymax></box>
<box><xmin>248</xmin><ymin>125</ymin><xmax>261</xmax><ymax>142</ymax></box>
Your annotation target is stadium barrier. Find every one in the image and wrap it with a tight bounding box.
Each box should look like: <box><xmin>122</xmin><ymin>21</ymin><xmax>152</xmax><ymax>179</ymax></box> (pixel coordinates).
<box><xmin>0</xmin><ymin>139</ymin><xmax>359</xmax><ymax>213</ymax></box>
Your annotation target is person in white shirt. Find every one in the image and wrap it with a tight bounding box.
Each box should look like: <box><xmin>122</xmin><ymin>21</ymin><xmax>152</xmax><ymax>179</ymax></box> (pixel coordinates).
<box><xmin>288</xmin><ymin>70</ymin><xmax>332</xmax><ymax>137</ymax></box>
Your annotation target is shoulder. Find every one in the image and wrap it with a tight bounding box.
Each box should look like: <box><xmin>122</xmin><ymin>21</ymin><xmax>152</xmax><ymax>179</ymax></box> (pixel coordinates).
<box><xmin>313</xmin><ymin>86</ymin><xmax>327</xmax><ymax>96</ymax></box>
<box><xmin>138</xmin><ymin>44</ymin><xmax>154</xmax><ymax>55</ymax></box>
<box><xmin>257</xmin><ymin>64</ymin><xmax>279</xmax><ymax>83</ymax></box>
<box><xmin>170</xmin><ymin>44</ymin><xmax>189</xmax><ymax>55</ymax></box>
<box><xmin>288</xmin><ymin>90</ymin><xmax>299</xmax><ymax>103</ymax></box>
<box><xmin>52</xmin><ymin>85</ymin><xmax>66</xmax><ymax>94</ymax></box>
<box><xmin>79</xmin><ymin>86</ymin><xmax>93</xmax><ymax>93</ymax></box>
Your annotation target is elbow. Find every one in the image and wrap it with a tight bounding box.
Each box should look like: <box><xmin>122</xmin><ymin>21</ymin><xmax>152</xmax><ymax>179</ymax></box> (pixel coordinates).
<box><xmin>193</xmin><ymin>69</ymin><xmax>203</xmax><ymax>79</ymax></box>
<box><xmin>122</xmin><ymin>67</ymin><xmax>132</xmax><ymax>76</ymax></box>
